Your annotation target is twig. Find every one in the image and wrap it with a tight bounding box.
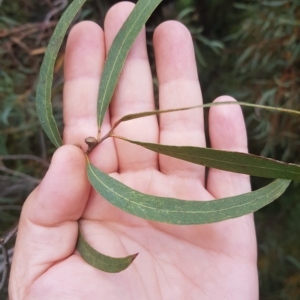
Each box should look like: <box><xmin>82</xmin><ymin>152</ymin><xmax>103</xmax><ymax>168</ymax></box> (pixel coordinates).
<box><xmin>0</xmin><ymin>205</ymin><xmax>22</xmax><ymax>211</ymax></box>
<box><xmin>0</xmin><ymin>242</ymin><xmax>8</xmax><ymax>293</ymax></box>
<box><xmin>0</xmin><ymin>166</ymin><xmax>41</xmax><ymax>185</ymax></box>
<box><xmin>0</xmin><ymin>248</ymin><xmax>14</xmax><ymax>273</ymax></box>
<box><xmin>36</xmin><ymin>0</ymin><xmax>68</xmax><ymax>45</ymax></box>
<box><xmin>2</xmin><ymin>224</ymin><xmax>18</xmax><ymax>246</ymax></box>
<box><xmin>0</xmin><ymin>154</ymin><xmax>49</xmax><ymax>167</ymax></box>
<box><xmin>44</xmin><ymin>0</ymin><xmax>68</xmax><ymax>24</ymax></box>
<box><xmin>10</xmin><ymin>36</ymin><xmax>31</xmax><ymax>53</ymax></box>
<box><xmin>0</xmin><ymin>183</ymin><xmax>32</xmax><ymax>198</ymax></box>
<box><xmin>0</xmin><ymin>22</ymin><xmax>57</xmax><ymax>38</ymax></box>
<box><xmin>0</xmin><ymin>224</ymin><xmax>18</xmax><ymax>293</ymax></box>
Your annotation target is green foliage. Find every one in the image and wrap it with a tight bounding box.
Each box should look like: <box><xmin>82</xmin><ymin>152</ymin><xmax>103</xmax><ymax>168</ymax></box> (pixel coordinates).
<box><xmin>34</xmin><ymin>0</ymin><xmax>297</xmax><ymax>274</ymax></box>
<box><xmin>36</xmin><ymin>0</ymin><xmax>87</xmax><ymax>148</ymax></box>
<box><xmin>226</xmin><ymin>0</ymin><xmax>300</xmax><ymax>162</ymax></box>
<box><xmin>256</xmin><ymin>182</ymin><xmax>300</xmax><ymax>299</ymax></box>
<box><xmin>1</xmin><ymin>0</ymin><xmax>300</xmax><ymax>297</ymax></box>
<box><xmin>77</xmin><ymin>229</ymin><xmax>138</xmax><ymax>273</ymax></box>
<box><xmin>87</xmin><ymin>160</ymin><xmax>290</xmax><ymax>224</ymax></box>
<box><xmin>97</xmin><ymin>0</ymin><xmax>163</xmax><ymax>130</ymax></box>
<box><xmin>114</xmin><ymin>135</ymin><xmax>300</xmax><ymax>181</ymax></box>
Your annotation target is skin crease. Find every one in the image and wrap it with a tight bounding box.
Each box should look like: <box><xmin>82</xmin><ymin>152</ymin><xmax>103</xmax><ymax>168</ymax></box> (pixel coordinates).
<box><xmin>8</xmin><ymin>2</ymin><xmax>259</xmax><ymax>299</ymax></box>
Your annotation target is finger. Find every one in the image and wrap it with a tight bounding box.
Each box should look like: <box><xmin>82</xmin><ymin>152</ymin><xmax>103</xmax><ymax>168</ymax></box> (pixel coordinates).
<box><xmin>154</xmin><ymin>21</ymin><xmax>206</xmax><ymax>182</ymax></box>
<box><xmin>207</xmin><ymin>96</ymin><xmax>251</xmax><ymax>197</ymax></box>
<box><xmin>206</xmin><ymin>97</ymin><xmax>257</xmax><ymax>267</ymax></box>
<box><xmin>105</xmin><ymin>2</ymin><xmax>159</xmax><ymax>172</ymax></box>
<box><xmin>9</xmin><ymin>146</ymin><xmax>89</xmax><ymax>297</ymax></box>
<box><xmin>63</xmin><ymin>21</ymin><xmax>117</xmax><ymax>173</ymax></box>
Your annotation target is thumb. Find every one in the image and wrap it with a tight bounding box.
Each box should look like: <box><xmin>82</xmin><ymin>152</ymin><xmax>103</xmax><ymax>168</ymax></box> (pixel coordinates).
<box><xmin>9</xmin><ymin>145</ymin><xmax>90</xmax><ymax>297</ymax></box>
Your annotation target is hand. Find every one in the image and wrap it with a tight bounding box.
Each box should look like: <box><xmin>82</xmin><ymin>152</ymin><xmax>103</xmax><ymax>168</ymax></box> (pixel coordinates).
<box><xmin>9</xmin><ymin>2</ymin><xmax>258</xmax><ymax>299</ymax></box>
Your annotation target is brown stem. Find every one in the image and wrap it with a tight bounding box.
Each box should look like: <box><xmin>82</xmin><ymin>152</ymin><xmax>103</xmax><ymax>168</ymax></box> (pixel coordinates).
<box><xmin>85</xmin><ymin>130</ymin><xmax>117</xmax><ymax>155</ymax></box>
<box><xmin>85</xmin><ymin>118</ymin><xmax>126</xmax><ymax>155</ymax></box>
<box><xmin>85</xmin><ymin>140</ymin><xmax>100</xmax><ymax>155</ymax></box>
<box><xmin>97</xmin><ymin>128</ymin><xmax>101</xmax><ymax>141</ymax></box>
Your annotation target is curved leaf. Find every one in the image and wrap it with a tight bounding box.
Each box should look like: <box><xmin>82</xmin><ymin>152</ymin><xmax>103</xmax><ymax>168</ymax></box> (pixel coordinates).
<box><xmin>97</xmin><ymin>0</ymin><xmax>163</xmax><ymax>132</ymax></box>
<box><xmin>76</xmin><ymin>228</ymin><xmax>138</xmax><ymax>273</ymax></box>
<box><xmin>87</xmin><ymin>161</ymin><xmax>290</xmax><ymax>225</ymax></box>
<box><xmin>111</xmin><ymin>101</ymin><xmax>300</xmax><ymax>130</ymax></box>
<box><xmin>113</xmin><ymin>136</ymin><xmax>300</xmax><ymax>182</ymax></box>
<box><xmin>36</xmin><ymin>0</ymin><xmax>87</xmax><ymax>148</ymax></box>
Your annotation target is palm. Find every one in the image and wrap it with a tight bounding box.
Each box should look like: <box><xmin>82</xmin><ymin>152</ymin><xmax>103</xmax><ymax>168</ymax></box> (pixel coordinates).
<box><xmin>30</xmin><ymin>173</ymin><xmax>257</xmax><ymax>299</ymax></box>
<box><xmin>9</xmin><ymin>3</ymin><xmax>258</xmax><ymax>299</ymax></box>
<box><xmin>30</xmin><ymin>172</ymin><xmax>257</xmax><ymax>299</ymax></box>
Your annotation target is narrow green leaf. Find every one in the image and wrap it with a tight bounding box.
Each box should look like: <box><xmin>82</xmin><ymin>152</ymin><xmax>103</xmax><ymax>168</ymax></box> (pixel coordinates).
<box><xmin>36</xmin><ymin>0</ymin><xmax>87</xmax><ymax>148</ymax></box>
<box><xmin>97</xmin><ymin>0</ymin><xmax>163</xmax><ymax>132</ymax></box>
<box><xmin>87</xmin><ymin>161</ymin><xmax>291</xmax><ymax>225</ymax></box>
<box><xmin>237</xmin><ymin>46</ymin><xmax>255</xmax><ymax>66</ymax></box>
<box><xmin>111</xmin><ymin>101</ymin><xmax>300</xmax><ymax>130</ymax></box>
<box><xmin>114</xmin><ymin>136</ymin><xmax>300</xmax><ymax>182</ymax></box>
<box><xmin>76</xmin><ymin>228</ymin><xmax>138</xmax><ymax>273</ymax></box>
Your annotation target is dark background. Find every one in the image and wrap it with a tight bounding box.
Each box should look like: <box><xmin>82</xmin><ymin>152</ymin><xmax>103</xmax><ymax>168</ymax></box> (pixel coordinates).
<box><xmin>1</xmin><ymin>0</ymin><xmax>300</xmax><ymax>298</ymax></box>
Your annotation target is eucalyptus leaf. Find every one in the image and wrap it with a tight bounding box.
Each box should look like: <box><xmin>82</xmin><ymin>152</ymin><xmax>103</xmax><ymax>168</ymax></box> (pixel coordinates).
<box><xmin>76</xmin><ymin>228</ymin><xmax>138</xmax><ymax>273</ymax></box>
<box><xmin>97</xmin><ymin>0</ymin><xmax>163</xmax><ymax>132</ymax></box>
<box><xmin>111</xmin><ymin>101</ymin><xmax>300</xmax><ymax>130</ymax></box>
<box><xmin>36</xmin><ymin>0</ymin><xmax>87</xmax><ymax>148</ymax></box>
<box><xmin>113</xmin><ymin>136</ymin><xmax>300</xmax><ymax>182</ymax></box>
<box><xmin>87</xmin><ymin>161</ymin><xmax>290</xmax><ymax>225</ymax></box>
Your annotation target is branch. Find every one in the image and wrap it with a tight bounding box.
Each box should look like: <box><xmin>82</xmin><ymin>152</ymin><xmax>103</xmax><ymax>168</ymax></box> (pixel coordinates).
<box><xmin>0</xmin><ymin>154</ymin><xmax>50</xmax><ymax>167</ymax></box>
<box><xmin>0</xmin><ymin>224</ymin><xmax>18</xmax><ymax>293</ymax></box>
<box><xmin>0</xmin><ymin>165</ymin><xmax>41</xmax><ymax>185</ymax></box>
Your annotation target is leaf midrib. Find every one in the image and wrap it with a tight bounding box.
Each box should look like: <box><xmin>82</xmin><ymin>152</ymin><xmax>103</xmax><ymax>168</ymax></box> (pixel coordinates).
<box><xmin>88</xmin><ymin>163</ymin><xmax>287</xmax><ymax>214</ymax></box>
<box><xmin>149</xmin><ymin>145</ymin><xmax>300</xmax><ymax>175</ymax></box>
<box><xmin>98</xmin><ymin>1</ymin><xmax>152</xmax><ymax>129</ymax></box>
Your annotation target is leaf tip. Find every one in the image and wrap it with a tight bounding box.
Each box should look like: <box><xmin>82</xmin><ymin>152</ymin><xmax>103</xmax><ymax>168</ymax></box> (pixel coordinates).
<box><xmin>131</xmin><ymin>253</ymin><xmax>139</xmax><ymax>262</ymax></box>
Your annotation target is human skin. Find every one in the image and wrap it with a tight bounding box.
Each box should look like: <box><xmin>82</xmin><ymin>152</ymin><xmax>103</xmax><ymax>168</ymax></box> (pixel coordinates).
<box><xmin>9</xmin><ymin>2</ymin><xmax>258</xmax><ymax>299</ymax></box>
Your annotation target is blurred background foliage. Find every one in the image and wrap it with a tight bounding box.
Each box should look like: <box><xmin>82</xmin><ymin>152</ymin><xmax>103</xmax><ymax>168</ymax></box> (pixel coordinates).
<box><xmin>0</xmin><ymin>0</ymin><xmax>299</xmax><ymax>298</ymax></box>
